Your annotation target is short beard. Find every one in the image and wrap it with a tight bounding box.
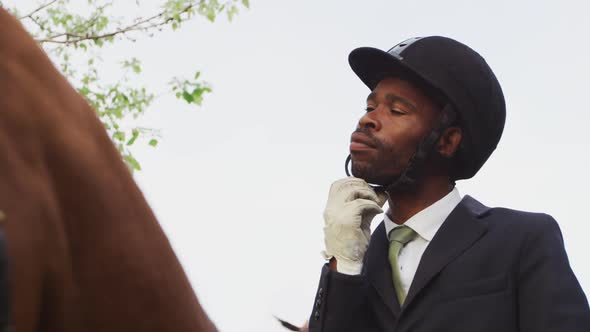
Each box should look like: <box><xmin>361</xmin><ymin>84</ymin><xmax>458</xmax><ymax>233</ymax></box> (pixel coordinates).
<box><xmin>352</xmin><ymin>156</ymin><xmax>420</xmax><ymax>194</ymax></box>
<box><xmin>350</xmin><ymin>129</ymin><xmax>406</xmax><ymax>186</ymax></box>
<box><xmin>351</xmin><ymin>158</ymin><xmax>387</xmax><ymax>184</ymax></box>
<box><xmin>351</xmin><ymin>128</ymin><xmax>421</xmax><ymax>192</ymax></box>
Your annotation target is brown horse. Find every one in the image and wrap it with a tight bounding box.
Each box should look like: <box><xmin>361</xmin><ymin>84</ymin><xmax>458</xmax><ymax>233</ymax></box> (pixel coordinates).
<box><xmin>0</xmin><ymin>8</ymin><xmax>216</xmax><ymax>331</ymax></box>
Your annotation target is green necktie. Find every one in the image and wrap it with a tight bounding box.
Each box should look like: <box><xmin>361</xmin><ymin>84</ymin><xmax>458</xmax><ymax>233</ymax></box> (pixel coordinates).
<box><xmin>388</xmin><ymin>226</ymin><xmax>417</xmax><ymax>305</ymax></box>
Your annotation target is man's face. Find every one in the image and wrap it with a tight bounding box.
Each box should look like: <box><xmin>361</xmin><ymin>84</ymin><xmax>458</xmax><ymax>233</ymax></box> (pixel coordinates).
<box><xmin>350</xmin><ymin>77</ymin><xmax>440</xmax><ymax>185</ymax></box>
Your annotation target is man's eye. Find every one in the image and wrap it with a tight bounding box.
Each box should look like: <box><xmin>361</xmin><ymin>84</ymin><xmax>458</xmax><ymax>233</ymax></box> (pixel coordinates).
<box><xmin>391</xmin><ymin>108</ymin><xmax>405</xmax><ymax>115</ymax></box>
<box><xmin>365</xmin><ymin>107</ymin><xmax>375</xmax><ymax>112</ymax></box>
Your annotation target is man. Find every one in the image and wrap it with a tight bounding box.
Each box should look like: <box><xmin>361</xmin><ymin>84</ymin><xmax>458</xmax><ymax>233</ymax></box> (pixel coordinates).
<box><xmin>0</xmin><ymin>8</ymin><xmax>216</xmax><ymax>331</ymax></box>
<box><xmin>308</xmin><ymin>36</ymin><xmax>590</xmax><ymax>331</ymax></box>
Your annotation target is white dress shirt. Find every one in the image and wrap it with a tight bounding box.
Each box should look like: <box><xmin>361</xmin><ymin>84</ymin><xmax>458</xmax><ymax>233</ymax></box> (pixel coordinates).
<box><xmin>384</xmin><ymin>187</ymin><xmax>462</xmax><ymax>295</ymax></box>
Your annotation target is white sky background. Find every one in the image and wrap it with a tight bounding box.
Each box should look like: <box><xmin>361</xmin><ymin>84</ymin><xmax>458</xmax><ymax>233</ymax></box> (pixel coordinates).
<box><xmin>9</xmin><ymin>0</ymin><xmax>590</xmax><ymax>330</ymax></box>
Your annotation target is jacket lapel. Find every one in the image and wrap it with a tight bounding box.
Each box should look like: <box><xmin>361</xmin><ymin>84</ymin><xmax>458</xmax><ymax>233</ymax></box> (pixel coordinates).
<box><xmin>402</xmin><ymin>195</ymin><xmax>490</xmax><ymax>309</ymax></box>
<box><xmin>364</xmin><ymin>222</ymin><xmax>401</xmax><ymax>317</ymax></box>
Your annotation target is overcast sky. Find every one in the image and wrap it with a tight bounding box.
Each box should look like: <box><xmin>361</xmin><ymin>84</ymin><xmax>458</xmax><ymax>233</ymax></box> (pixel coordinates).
<box><xmin>10</xmin><ymin>0</ymin><xmax>590</xmax><ymax>330</ymax></box>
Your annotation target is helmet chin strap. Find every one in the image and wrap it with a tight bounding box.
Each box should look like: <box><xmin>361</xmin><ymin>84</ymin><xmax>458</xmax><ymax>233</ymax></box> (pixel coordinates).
<box><xmin>345</xmin><ymin>154</ymin><xmax>388</xmax><ymax>193</ymax></box>
<box><xmin>345</xmin><ymin>104</ymin><xmax>457</xmax><ymax>194</ymax></box>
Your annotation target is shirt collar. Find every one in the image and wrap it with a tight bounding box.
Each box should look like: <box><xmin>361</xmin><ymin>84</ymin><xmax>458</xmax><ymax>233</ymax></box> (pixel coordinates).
<box><xmin>384</xmin><ymin>187</ymin><xmax>462</xmax><ymax>242</ymax></box>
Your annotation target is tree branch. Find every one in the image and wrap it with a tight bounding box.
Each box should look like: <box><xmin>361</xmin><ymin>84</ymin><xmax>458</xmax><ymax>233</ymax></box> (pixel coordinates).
<box><xmin>28</xmin><ymin>14</ymin><xmax>47</xmax><ymax>31</ymax></box>
<box><xmin>70</xmin><ymin>4</ymin><xmax>109</xmax><ymax>33</ymax></box>
<box><xmin>35</xmin><ymin>3</ymin><xmax>196</xmax><ymax>45</ymax></box>
<box><xmin>17</xmin><ymin>0</ymin><xmax>58</xmax><ymax>20</ymax></box>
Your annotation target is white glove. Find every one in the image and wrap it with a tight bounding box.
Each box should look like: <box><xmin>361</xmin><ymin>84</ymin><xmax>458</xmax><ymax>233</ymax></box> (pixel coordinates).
<box><xmin>322</xmin><ymin>177</ymin><xmax>388</xmax><ymax>275</ymax></box>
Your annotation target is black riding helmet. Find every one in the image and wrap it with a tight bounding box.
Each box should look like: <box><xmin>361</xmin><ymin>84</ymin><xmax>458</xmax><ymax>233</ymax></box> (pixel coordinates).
<box><xmin>346</xmin><ymin>36</ymin><xmax>505</xmax><ymax>185</ymax></box>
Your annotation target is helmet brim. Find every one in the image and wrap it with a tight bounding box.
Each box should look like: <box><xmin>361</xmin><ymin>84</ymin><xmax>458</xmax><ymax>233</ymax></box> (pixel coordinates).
<box><xmin>349</xmin><ymin>47</ymin><xmax>430</xmax><ymax>92</ymax></box>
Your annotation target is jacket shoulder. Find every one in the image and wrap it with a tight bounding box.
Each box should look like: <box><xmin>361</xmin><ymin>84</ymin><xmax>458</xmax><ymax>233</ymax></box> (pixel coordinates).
<box><xmin>464</xmin><ymin>195</ymin><xmax>559</xmax><ymax>233</ymax></box>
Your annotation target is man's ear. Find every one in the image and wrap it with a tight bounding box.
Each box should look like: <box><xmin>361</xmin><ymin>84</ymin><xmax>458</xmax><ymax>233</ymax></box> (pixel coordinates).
<box><xmin>436</xmin><ymin>126</ymin><xmax>462</xmax><ymax>158</ymax></box>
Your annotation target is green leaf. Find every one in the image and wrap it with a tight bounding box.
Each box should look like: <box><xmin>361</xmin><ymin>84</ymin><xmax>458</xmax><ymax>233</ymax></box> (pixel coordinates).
<box><xmin>124</xmin><ymin>154</ymin><xmax>141</xmax><ymax>171</ymax></box>
<box><xmin>116</xmin><ymin>93</ymin><xmax>130</xmax><ymax>104</ymax></box>
<box><xmin>227</xmin><ymin>5</ymin><xmax>239</xmax><ymax>21</ymax></box>
<box><xmin>206</xmin><ymin>7</ymin><xmax>216</xmax><ymax>22</ymax></box>
<box><xmin>192</xmin><ymin>87</ymin><xmax>204</xmax><ymax>98</ymax></box>
<box><xmin>242</xmin><ymin>0</ymin><xmax>250</xmax><ymax>8</ymax></box>
<box><xmin>79</xmin><ymin>86</ymin><xmax>90</xmax><ymax>96</ymax></box>
<box><xmin>113</xmin><ymin>131</ymin><xmax>125</xmax><ymax>142</ymax></box>
<box><xmin>127</xmin><ymin>129</ymin><xmax>139</xmax><ymax>146</ymax></box>
<box><xmin>111</xmin><ymin>106</ymin><xmax>123</xmax><ymax>119</ymax></box>
<box><xmin>148</xmin><ymin>139</ymin><xmax>158</xmax><ymax>147</ymax></box>
<box><xmin>182</xmin><ymin>90</ymin><xmax>194</xmax><ymax>103</ymax></box>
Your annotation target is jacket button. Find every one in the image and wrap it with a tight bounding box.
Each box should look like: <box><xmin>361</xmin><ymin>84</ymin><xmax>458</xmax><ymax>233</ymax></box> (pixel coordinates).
<box><xmin>319</xmin><ymin>287</ymin><xmax>323</xmax><ymax>295</ymax></box>
<box><xmin>314</xmin><ymin>311</ymin><xmax>320</xmax><ymax>320</ymax></box>
<box><xmin>316</xmin><ymin>298</ymin><xmax>322</xmax><ymax>307</ymax></box>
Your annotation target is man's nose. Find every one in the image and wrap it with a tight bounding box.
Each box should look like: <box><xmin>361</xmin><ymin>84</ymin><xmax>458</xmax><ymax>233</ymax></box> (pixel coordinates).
<box><xmin>358</xmin><ymin>109</ymin><xmax>382</xmax><ymax>131</ymax></box>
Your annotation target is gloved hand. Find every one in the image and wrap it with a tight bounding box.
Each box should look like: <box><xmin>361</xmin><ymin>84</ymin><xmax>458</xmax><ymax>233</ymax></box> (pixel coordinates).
<box><xmin>322</xmin><ymin>177</ymin><xmax>388</xmax><ymax>275</ymax></box>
